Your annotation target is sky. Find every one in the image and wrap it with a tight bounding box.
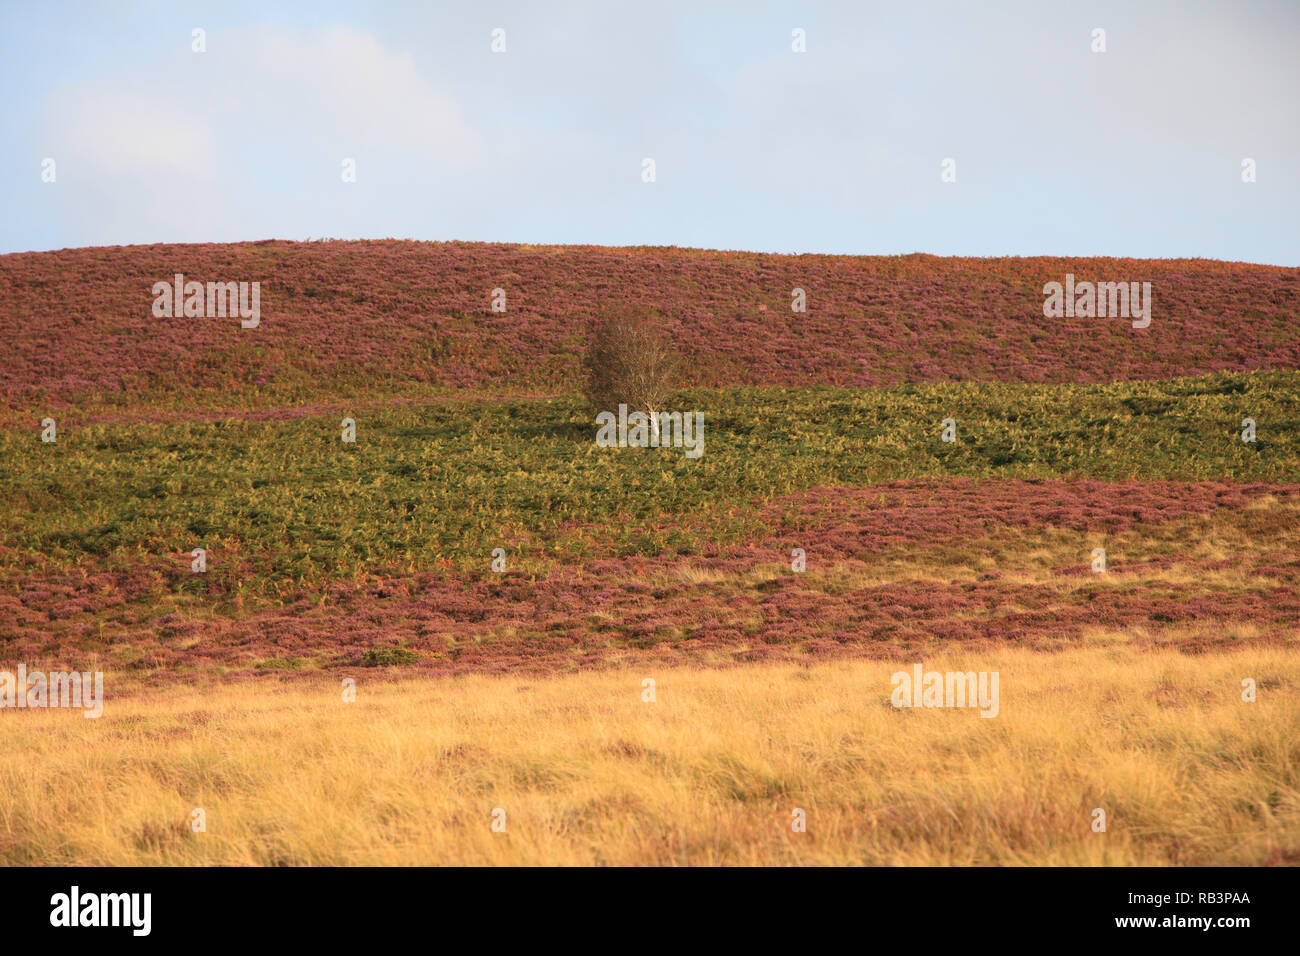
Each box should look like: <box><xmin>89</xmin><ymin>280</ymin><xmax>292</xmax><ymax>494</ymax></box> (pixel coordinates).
<box><xmin>1</xmin><ymin>0</ymin><xmax>1297</xmax><ymax>263</ymax></box>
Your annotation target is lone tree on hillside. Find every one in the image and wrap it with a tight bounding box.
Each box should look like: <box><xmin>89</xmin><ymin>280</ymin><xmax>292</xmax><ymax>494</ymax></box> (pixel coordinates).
<box><xmin>581</xmin><ymin>307</ymin><xmax>681</xmax><ymax>442</ymax></box>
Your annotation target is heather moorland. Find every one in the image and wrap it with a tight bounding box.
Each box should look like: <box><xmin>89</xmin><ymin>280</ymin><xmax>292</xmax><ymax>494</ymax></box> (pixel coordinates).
<box><xmin>0</xmin><ymin>241</ymin><xmax>1296</xmax><ymax>866</ymax></box>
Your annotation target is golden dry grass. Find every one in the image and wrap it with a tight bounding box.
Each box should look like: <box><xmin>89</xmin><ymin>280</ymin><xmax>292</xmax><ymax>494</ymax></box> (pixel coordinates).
<box><xmin>1</xmin><ymin>643</ymin><xmax>1296</xmax><ymax>866</ymax></box>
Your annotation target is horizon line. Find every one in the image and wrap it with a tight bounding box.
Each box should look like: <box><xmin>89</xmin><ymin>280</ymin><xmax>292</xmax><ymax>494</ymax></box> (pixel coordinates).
<box><xmin>2</xmin><ymin>237</ymin><xmax>1296</xmax><ymax>269</ymax></box>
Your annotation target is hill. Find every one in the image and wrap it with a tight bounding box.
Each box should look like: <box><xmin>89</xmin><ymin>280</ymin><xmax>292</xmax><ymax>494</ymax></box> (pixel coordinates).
<box><xmin>2</xmin><ymin>241</ymin><xmax>1298</xmax><ymax>677</ymax></box>
<box><xmin>1</xmin><ymin>240</ymin><xmax>1297</xmax><ymax>418</ymax></box>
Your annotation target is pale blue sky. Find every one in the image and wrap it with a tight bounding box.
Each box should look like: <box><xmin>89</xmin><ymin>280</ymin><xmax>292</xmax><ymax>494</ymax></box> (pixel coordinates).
<box><xmin>2</xmin><ymin>0</ymin><xmax>1297</xmax><ymax>262</ymax></box>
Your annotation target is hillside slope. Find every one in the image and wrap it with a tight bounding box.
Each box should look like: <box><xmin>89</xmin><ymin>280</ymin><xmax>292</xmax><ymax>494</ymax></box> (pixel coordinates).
<box><xmin>1</xmin><ymin>241</ymin><xmax>1297</xmax><ymax>414</ymax></box>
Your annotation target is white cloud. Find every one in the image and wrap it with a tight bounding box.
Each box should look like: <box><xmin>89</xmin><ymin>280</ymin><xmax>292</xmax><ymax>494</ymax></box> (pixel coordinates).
<box><xmin>44</xmin><ymin>25</ymin><xmax>479</xmax><ymax>184</ymax></box>
<box><xmin>237</xmin><ymin>25</ymin><xmax>480</xmax><ymax>165</ymax></box>
<box><xmin>56</xmin><ymin>92</ymin><xmax>217</xmax><ymax>176</ymax></box>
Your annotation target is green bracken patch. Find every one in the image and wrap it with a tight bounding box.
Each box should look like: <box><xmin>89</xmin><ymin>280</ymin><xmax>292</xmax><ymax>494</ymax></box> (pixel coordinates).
<box><xmin>1</xmin><ymin>371</ymin><xmax>1297</xmax><ymax>604</ymax></box>
<box><xmin>359</xmin><ymin>648</ymin><xmax>421</xmax><ymax>667</ymax></box>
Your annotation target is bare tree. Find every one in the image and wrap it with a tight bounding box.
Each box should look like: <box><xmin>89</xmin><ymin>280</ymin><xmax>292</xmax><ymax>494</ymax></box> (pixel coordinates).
<box><xmin>581</xmin><ymin>307</ymin><xmax>681</xmax><ymax>442</ymax></box>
